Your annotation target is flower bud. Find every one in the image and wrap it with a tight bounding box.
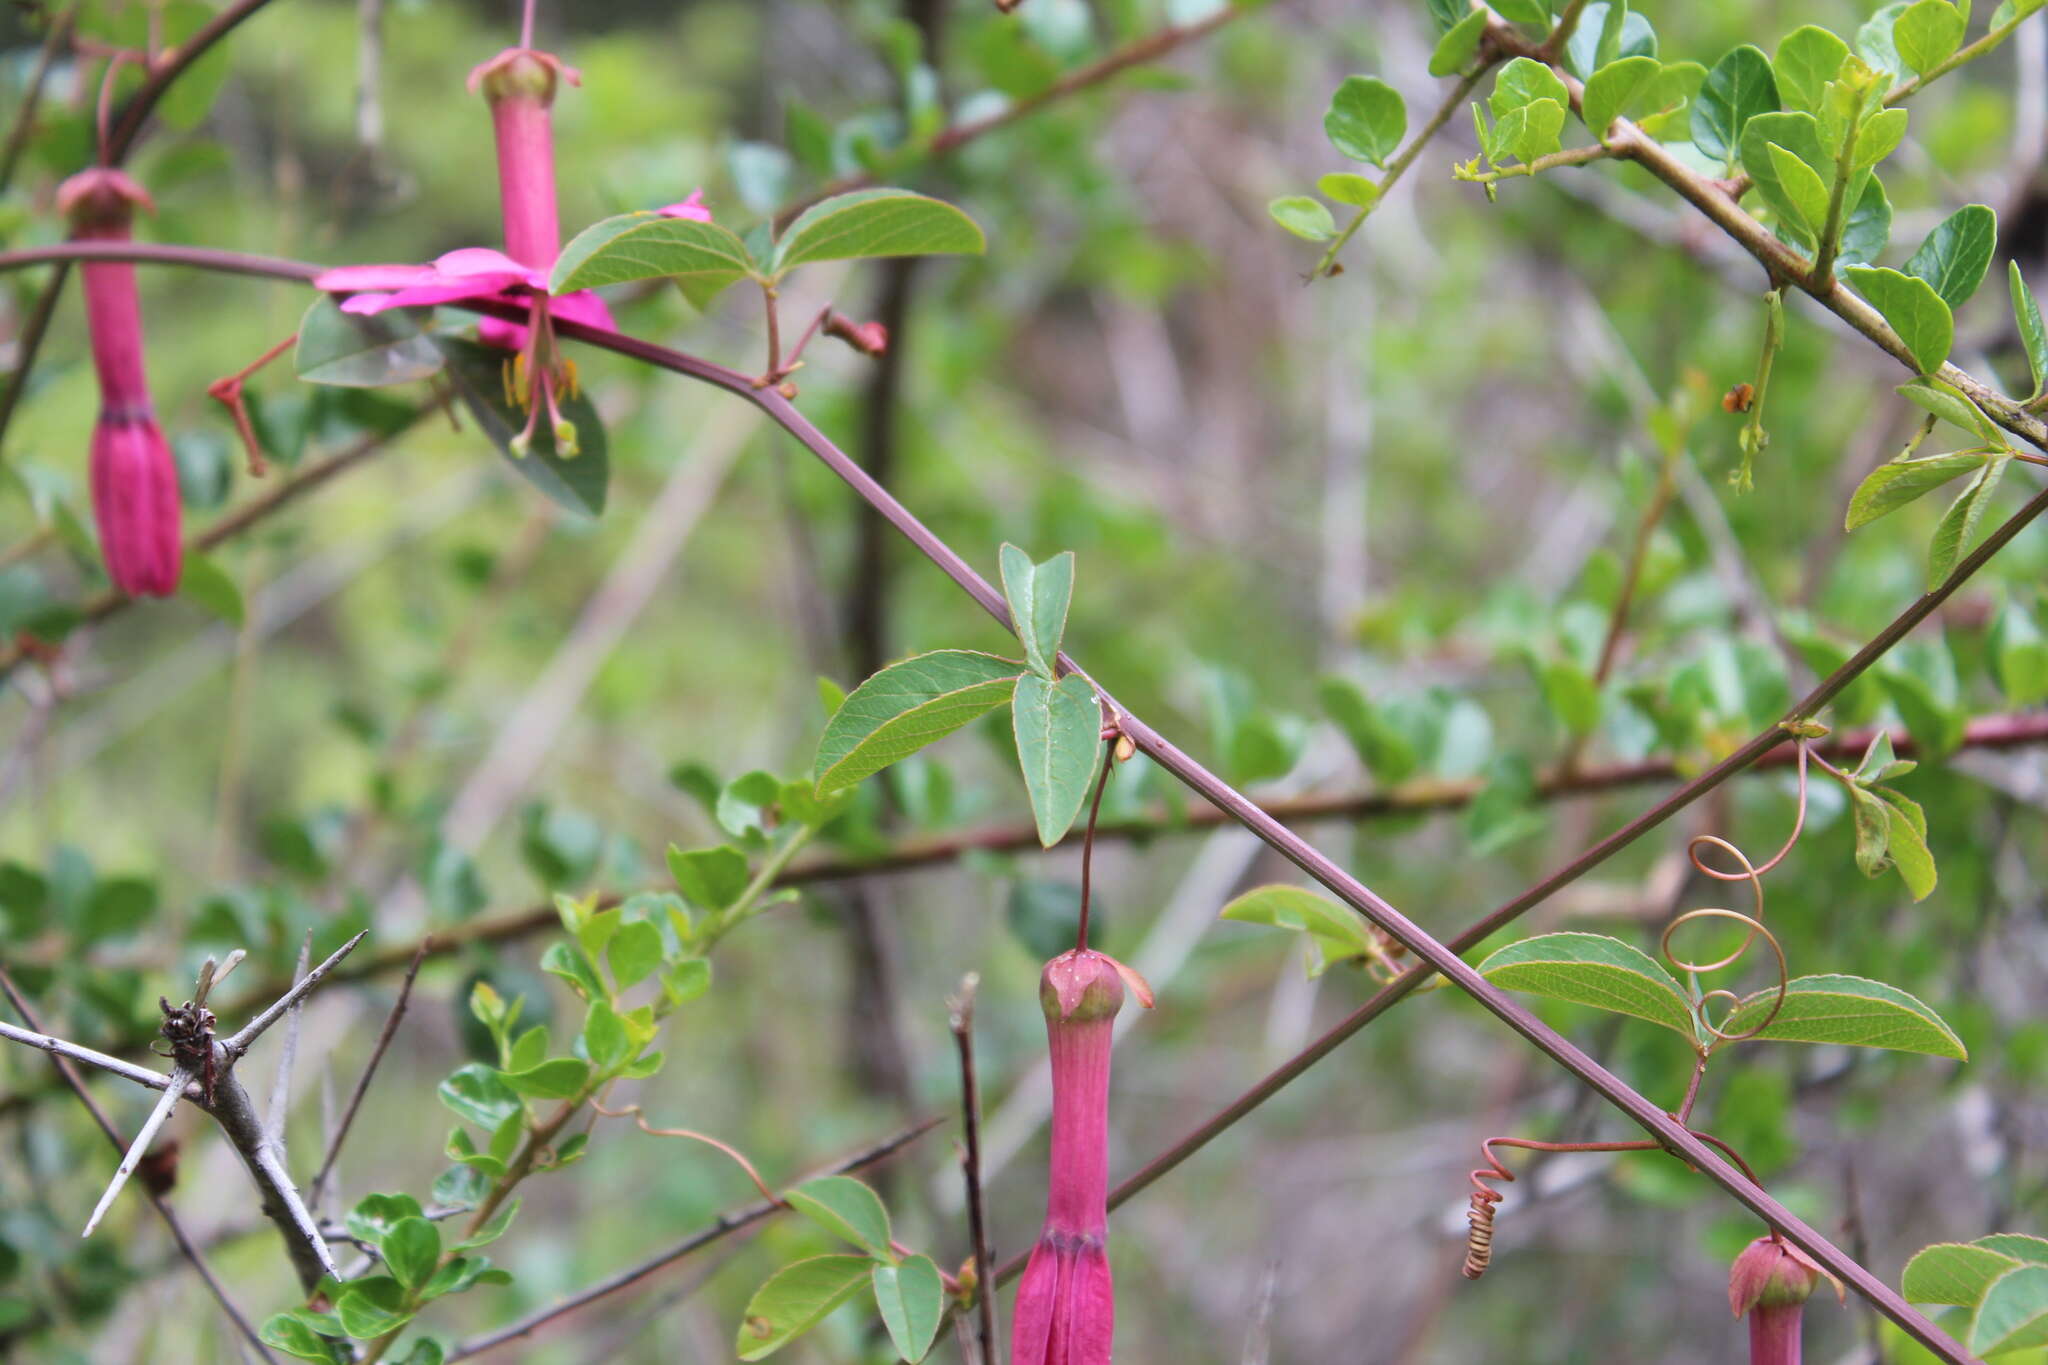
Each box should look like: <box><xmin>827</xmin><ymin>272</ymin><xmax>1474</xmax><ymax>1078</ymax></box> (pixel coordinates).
<box><xmin>90</xmin><ymin>414</ymin><xmax>181</xmax><ymax>598</ymax></box>
<box><xmin>1729</xmin><ymin>1236</ymin><xmax>1840</xmax><ymax>1365</ymax></box>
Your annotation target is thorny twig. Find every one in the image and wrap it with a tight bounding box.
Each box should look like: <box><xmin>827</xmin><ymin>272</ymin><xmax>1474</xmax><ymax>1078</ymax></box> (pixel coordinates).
<box><xmin>308</xmin><ymin>940</ymin><xmax>428</xmax><ymax>1207</ymax></box>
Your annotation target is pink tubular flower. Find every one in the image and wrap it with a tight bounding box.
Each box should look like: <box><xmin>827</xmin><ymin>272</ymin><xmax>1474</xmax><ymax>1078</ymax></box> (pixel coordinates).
<box><xmin>1729</xmin><ymin>1236</ymin><xmax>1841</xmax><ymax>1365</ymax></box>
<box><xmin>312</xmin><ymin>43</ymin><xmax>712</xmax><ymax>459</ymax></box>
<box><xmin>1012</xmin><ymin>949</ymin><xmax>1153</xmax><ymax>1365</ymax></box>
<box><xmin>60</xmin><ymin>167</ymin><xmax>180</xmax><ymax>598</ymax></box>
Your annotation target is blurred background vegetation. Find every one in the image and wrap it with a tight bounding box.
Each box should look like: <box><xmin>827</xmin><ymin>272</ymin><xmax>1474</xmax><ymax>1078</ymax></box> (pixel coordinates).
<box><xmin>0</xmin><ymin>0</ymin><xmax>2045</xmax><ymax>1360</ymax></box>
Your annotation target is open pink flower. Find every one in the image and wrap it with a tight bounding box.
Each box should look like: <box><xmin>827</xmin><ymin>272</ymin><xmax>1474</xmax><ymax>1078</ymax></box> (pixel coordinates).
<box><xmin>60</xmin><ymin>167</ymin><xmax>180</xmax><ymax>597</ymax></box>
<box><xmin>1012</xmin><ymin>949</ymin><xmax>1151</xmax><ymax>1365</ymax></box>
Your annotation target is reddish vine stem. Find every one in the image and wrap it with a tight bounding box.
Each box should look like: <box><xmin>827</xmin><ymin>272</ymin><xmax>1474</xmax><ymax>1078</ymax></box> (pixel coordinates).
<box><xmin>0</xmin><ymin>242</ymin><xmax>2017</xmax><ymax>1362</ymax></box>
<box><xmin>1074</xmin><ymin>735</ymin><xmax>1117</xmax><ymax>953</ymax></box>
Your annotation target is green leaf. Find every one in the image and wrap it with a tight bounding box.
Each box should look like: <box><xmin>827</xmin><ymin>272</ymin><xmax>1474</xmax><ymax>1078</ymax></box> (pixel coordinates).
<box><xmin>608</xmin><ymin>919</ymin><xmax>665</xmax><ymax>991</ymax></box>
<box><xmin>499</xmin><ymin>1057</ymin><xmax>591</xmax><ymax>1099</ymax></box>
<box><xmin>1929</xmin><ymin>453</ymin><xmax>2011</xmax><ymax>586</ymax></box>
<box><xmin>1538</xmin><ymin>657</ymin><xmax>1601</xmax><ymax>736</ymax></box>
<box><xmin>1693</xmin><ymin>45</ymin><xmax>1779</xmax><ymax>168</ymax></box>
<box><xmin>398</xmin><ymin>1341</ymin><xmax>446</xmax><ymax>1365</ymax></box>
<box><xmin>1897</xmin><ymin>378</ymin><xmax>2001</xmax><ymax>444</ymax></box>
<box><xmin>295</xmin><ymin>296</ymin><xmax>444</xmax><ymax>388</ymax></box>
<box><xmin>438</xmin><ymin>1064</ymin><xmax>521</xmax><ymax>1130</ymax></box>
<box><xmin>1716</xmin><ymin>974</ymin><xmax>1966</xmax><ymax>1058</ymax></box>
<box><xmin>1979</xmin><ymin>1236</ymin><xmax>2048</xmax><ymax>1264</ymax></box>
<box><xmin>1563</xmin><ymin>2</ymin><xmax>1654</xmax><ymax>81</ymax></box>
<box><xmin>1220</xmin><ymin>884</ymin><xmax>1379</xmax><ymax>977</ymax></box>
<box><xmin>1844</xmin><ymin>265</ymin><xmax>1955</xmax><ymax>373</ymax></box>
<box><xmin>421</xmin><ymin>1256</ymin><xmax>510</xmax><ymax>1299</ymax></box>
<box><xmin>1489</xmin><ymin>0</ymin><xmax>1548</xmax><ymax>23</ymax></box>
<box><xmin>549</xmin><ymin>211</ymin><xmax>755</xmax><ymax>307</ymax></box>
<box><xmin>735</xmin><ymin>1256</ymin><xmax>874</xmax><ymax>1360</ymax></box>
<box><xmin>1011</xmin><ymin>673</ymin><xmax>1102</xmax><ymax>847</ymax></box>
<box><xmin>771</xmin><ymin>189</ymin><xmax>985</xmax><ymax>274</ymax></box>
<box><xmin>261</xmin><ymin>1314</ymin><xmax>344</xmax><ymax>1362</ymax></box>
<box><xmin>1852</xmin><ymin>107</ymin><xmax>1910</xmax><ymax>171</ymax></box>
<box><xmin>335</xmin><ymin>1277</ymin><xmax>414</xmax><ymax>1339</ymax></box>
<box><xmin>1894</xmin><ymin>0</ymin><xmax>1967</xmax><ymax>75</ymax></box>
<box><xmin>345</xmin><ymin>1193</ymin><xmax>424</xmax><ymax>1247</ymax></box>
<box><xmin>1477</xmin><ymin>931</ymin><xmax>1696</xmax><ymax>1040</ymax></box>
<box><xmin>1851</xmin><ymin>783</ymin><xmax>1894</xmax><ymax>877</ymax></box>
<box><xmin>1638</xmin><ymin>60</ymin><xmax>1708</xmax><ymax>139</ymax></box>
<box><xmin>783</xmin><ymin>1176</ymin><xmax>894</xmax><ymax>1258</ymax></box>
<box><xmin>1838</xmin><ymin>173</ymin><xmax>1893</xmax><ymax>265</ymax></box>
<box><xmin>1582</xmin><ymin>55</ymin><xmax>1661</xmax><ymax>137</ymax></box>
<box><xmin>872</xmin><ymin>1255</ymin><xmax>945</xmax><ymax>1362</ymax></box>
<box><xmin>79</xmin><ymin>876</ymin><xmax>156</xmax><ymax>943</ymax></box>
<box><xmin>813</xmin><ymin>651</ymin><xmax>1023</xmax><ymax>795</ymax></box>
<box><xmin>1904</xmin><ymin>1242</ymin><xmax>2024</xmax><ymax>1305</ymax></box>
<box><xmin>539</xmin><ymin>940</ymin><xmax>604</xmax><ymax>1001</ymax></box>
<box><xmin>1845</xmin><ymin>449</ymin><xmax>1986</xmax><ymax>530</ymax></box>
<box><xmin>998</xmin><ymin>544</ymin><xmax>1074</xmax><ymax>678</ymax></box>
<box><xmin>1490</xmin><ymin>57</ymin><xmax>1570</xmax><ymax>120</ymax></box>
<box><xmin>381</xmin><ymin>1218</ymin><xmax>441</xmax><ymax>1293</ymax></box>
<box><xmin>1269</xmin><ymin>196</ymin><xmax>1335</xmax><ymax>241</ymax></box>
<box><xmin>2011</xmin><ymin>261</ymin><xmax>2047</xmax><ymax>398</ymax></box>
<box><xmin>1317</xmin><ymin>677</ymin><xmax>1420</xmax><ymax>783</ymax></box>
<box><xmin>1972</xmin><ymin>1264</ymin><xmax>2048</xmax><ymax>1355</ymax></box>
<box><xmin>452</xmin><ymin>1198</ymin><xmax>520</xmax><ymax>1253</ymax></box>
<box><xmin>1992</xmin><ymin>599</ymin><xmax>2048</xmax><ymax>705</ymax></box>
<box><xmin>581</xmin><ymin>999</ymin><xmax>631</xmax><ymax>1072</ymax></box>
<box><xmin>1490</xmin><ymin>99</ymin><xmax>1567</xmax><ymax>163</ymax></box>
<box><xmin>1429</xmin><ymin>8</ymin><xmax>1490</xmax><ymax>76</ymax></box>
<box><xmin>1904</xmin><ymin>204</ymin><xmax>1998</xmax><ymax>309</ymax></box>
<box><xmin>1860</xmin><ymin>2</ymin><xmax>1913</xmax><ymax>80</ymax></box>
<box><xmin>1317</xmin><ymin>172</ymin><xmax>1380</xmax><ymax>207</ymax></box>
<box><xmin>1765</xmin><ymin>141</ymin><xmax>1830</xmax><ymax>231</ymax></box>
<box><xmin>1325</xmin><ymin>75</ymin><xmax>1407</xmax><ymax>166</ymax></box>
<box><xmin>432</xmin><ymin>337</ymin><xmax>608</xmax><ymax>518</ymax></box>
<box><xmin>1875</xmin><ymin>787</ymin><xmax>1937</xmax><ymax>900</ymax></box>
<box><xmin>1773</xmin><ymin>26</ymin><xmax>1850</xmax><ymax>114</ymax></box>
<box><xmin>1738</xmin><ymin>111</ymin><xmax>1827</xmax><ymax>236</ymax></box>
<box><xmin>668</xmin><ymin>844</ymin><xmax>750</xmax><ymax>911</ymax></box>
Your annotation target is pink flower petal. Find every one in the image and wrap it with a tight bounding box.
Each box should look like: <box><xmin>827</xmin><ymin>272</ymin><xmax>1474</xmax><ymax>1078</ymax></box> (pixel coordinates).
<box><xmin>549</xmin><ymin>289</ymin><xmax>616</xmax><ymax>333</ymax></box>
<box><xmin>314</xmin><ymin>263</ymin><xmax>437</xmax><ymax>293</ymax></box>
<box><xmin>91</xmin><ymin>412</ymin><xmax>181</xmax><ymax>598</ymax></box>
<box><xmin>657</xmin><ymin>190</ymin><xmax>712</xmax><ymax>222</ymax></box>
<box><xmin>431</xmin><ymin>246</ymin><xmax>547</xmax><ymax>290</ymax></box>
<box><xmin>466</xmin><ymin>47</ymin><xmax>581</xmax><ymax>94</ymax></box>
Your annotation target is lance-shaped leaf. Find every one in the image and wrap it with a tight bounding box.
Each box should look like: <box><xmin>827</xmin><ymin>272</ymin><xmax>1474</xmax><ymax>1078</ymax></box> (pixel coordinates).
<box><xmin>999</xmin><ymin>544</ymin><xmax>1074</xmax><ymax>678</ymax></box>
<box><xmin>1904</xmin><ymin>1243</ymin><xmax>2024</xmax><ymax>1305</ymax></box>
<box><xmin>814</xmin><ymin>650</ymin><xmax>1023</xmax><ymax>795</ymax></box>
<box><xmin>295</xmin><ymin>296</ymin><xmax>443</xmax><ymax>388</ymax></box>
<box><xmin>1012</xmin><ymin>673</ymin><xmax>1103</xmax><ymax>847</ymax></box>
<box><xmin>1477</xmin><ymin>932</ymin><xmax>1696</xmax><ymax>1039</ymax></box>
<box><xmin>1844</xmin><ymin>449</ymin><xmax>1986</xmax><ymax>530</ymax></box>
<box><xmin>1221</xmin><ymin>884</ymin><xmax>1381</xmax><ymax>977</ymax></box>
<box><xmin>872</xmin><ymin>1255</ymin><xmax>945</xmax><ymax>1362</ymax></box>
<box><xmin>735</xmin><ymin>1255</ymin><xmax>874</xmax><ymax>1360</ymax></box>
<box><xmin>2012</xmin><ymin>261</ymin><xmax>2047</xmax><ymax>399</ymax></box>
<box><xmin>1971</xmin><ymin>1264</ymin><xmax>2048</xmax><ymax>1356</ymax></box>
<box><xmin>1929</xmin><ymin>452</ymin><xmax>2011</xmax><ymax>587</ymax></box>
<box><xmin>772</xmin><ymin>189</ymin><xmax>985</xmax><ymax>274</ymax></box>
<box><xmin>1714</xmin><ymin>974</ymin><xmax>1965</xmax><ymax>1058</ymax></box>
<box><xmin>550</xmin><ymin>211</ymin><xmax>756</xmax><ymax>308</ymax></box>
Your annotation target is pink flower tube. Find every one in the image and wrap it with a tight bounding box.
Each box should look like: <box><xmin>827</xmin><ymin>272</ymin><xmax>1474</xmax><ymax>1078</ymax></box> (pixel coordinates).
<box><xmin>1011</xmin><ymin>949</ymin><xmax>1134</xmax><ymax>1365</ymax></box>
<box><xmin>60</xmin><ymin>168</ymin><xmax>180</xmax><ymax>598</ymax></box>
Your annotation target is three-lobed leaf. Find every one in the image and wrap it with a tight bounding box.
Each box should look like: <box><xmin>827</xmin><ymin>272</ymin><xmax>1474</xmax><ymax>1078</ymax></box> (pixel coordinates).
<box><xmin>1477</xmin><ymin>931</ymin><xmax>1696</xmax><ymax>1040</ymax></box>
<box><xmin>771</xmin><ymin>189</ymin><xmax>985</xmax><ymax>274</ymax></box>
<box><xmin>814</xmin><ymin>651</ymin><xmax>1023</xmax><ymax>795</ymax></box>
<box><xmin>1012</xmin><ymin>673</ymin><xmax>1103</xmax><ymax>847</ymax></box>
<box><xmin>1715</xmin><ymin>974</ymin><xmax>1966</xmax><ymax>1058</ymax></box>
<box><xmin>1324</xmin><ymin>75</ymin><xmax>1407</xmax><ymax>166</ymax></box>
<box><xmin>735</xmin><ymin>1255</ymin><xmax>875</xmax><ymax>1360</ymax></box>
<box><xmin>1844</xmin><ymin>265</ymin><xmax>1955</xmax><ymax>374</ymax></box>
